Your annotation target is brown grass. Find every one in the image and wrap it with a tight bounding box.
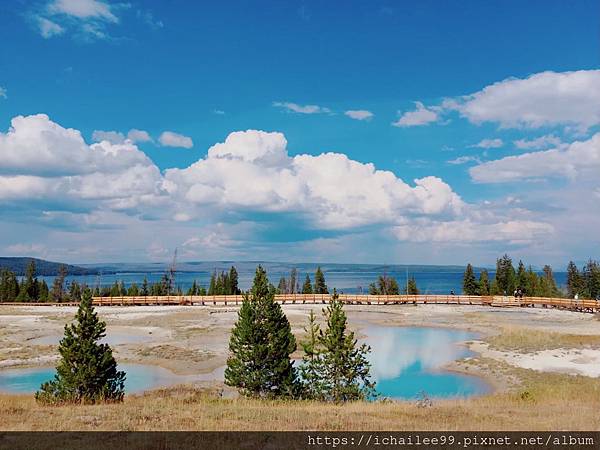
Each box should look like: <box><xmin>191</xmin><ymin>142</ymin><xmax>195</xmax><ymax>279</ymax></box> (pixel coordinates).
<box><xmin>1</xmin><ymin>366</ymin><xmax>599</xmax><ymax>431</ymax></box>
<box><xmin>487</xmin><ymin>327</ymin><xmax>600</xmax><ymax>353</ymax></box>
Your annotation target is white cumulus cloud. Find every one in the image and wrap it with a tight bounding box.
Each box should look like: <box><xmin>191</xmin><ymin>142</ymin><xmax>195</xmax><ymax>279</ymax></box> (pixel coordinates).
<box><xmin>273</xmin><ymin>102</ymin><xmax>332</xmax><ymax>114</ymax></box>
<box><xmin>454</xmin><ymin>70</ymin><xmax>600</xmax><ymax>130</ymax></box>
<box><xmin>0</xmin><ymin>115</ymin><xmax>165</xmax><ymax>210</ymax></box>
<box><xmin>345</xmin><ymin>110</ymin><xmax>374</xmax><ymax>121</ymax></box>
<box><xmin>470</xmin><ymin>138</ymin><xmax>503</xmax><ymax>149</ymax></box>
<box><xmin>159</xmin><ymin>131</ymin><xmax>193</xmax><ymax>148</ymax></box>
<box><xmin>392</xmin><ymin>102</ymin><xmax>440</xmax><ymax>127</ymax></box>
<box><xmin>513</xmin><ymin>134</ymin><xmax>564</xmax><ymax>150</ymax></box>
<box><xmin>48</xmin><ymin>0</ymin><xmax>118</xmax><ymax>23</ymax></box>
<box><xmin>470</xmin><ymin>133</ymin><xmax>600</xmax><ymax>183</ymax></box>
<box><xmin>127</xmin><ymin>129</ymin><xmax>152</xmax><ymax>143</ymax></box>
<box><xmin>165</xmin><ymin>129</ymin><xmax>465</xmax><ymax>229</ymax></box>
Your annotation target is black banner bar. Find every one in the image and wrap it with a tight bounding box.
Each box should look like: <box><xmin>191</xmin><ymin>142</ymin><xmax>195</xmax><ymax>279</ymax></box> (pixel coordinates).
<box><xmin>0</xmin><ymin>431</ymin><xmax>598</xmax><ymax>450</ymax></box>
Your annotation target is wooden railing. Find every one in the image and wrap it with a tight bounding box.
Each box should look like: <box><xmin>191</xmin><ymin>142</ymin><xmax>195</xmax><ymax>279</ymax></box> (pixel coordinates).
<box><xmin>1</xmin><ymin>294</ymin><xmax>598</xmax><ymax>312</ymax></box>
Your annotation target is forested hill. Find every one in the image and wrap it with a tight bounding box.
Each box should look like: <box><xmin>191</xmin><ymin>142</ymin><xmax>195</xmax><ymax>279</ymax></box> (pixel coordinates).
<box><xmin>0</xmin><ymin>257</ymin><xmax>98</xmax><ymax>276</ymax></box>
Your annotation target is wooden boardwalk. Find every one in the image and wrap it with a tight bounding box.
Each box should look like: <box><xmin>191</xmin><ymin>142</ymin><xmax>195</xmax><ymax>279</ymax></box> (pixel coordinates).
<box><xmin>2</xmin><ymin>294</ymin><xmax>599</xmax><ymax>313</ymax></box>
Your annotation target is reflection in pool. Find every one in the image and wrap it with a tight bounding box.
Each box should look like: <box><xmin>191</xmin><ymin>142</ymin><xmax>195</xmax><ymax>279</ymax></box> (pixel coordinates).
<box><xmin>0</xmin><ymin>364</ymin><xmax>224</xmax><ymax>394</ymax></box>
<box><xmin>363</xmin><ymin>326</ymin><xmax>489</xmax><ymax>399</ymax></box>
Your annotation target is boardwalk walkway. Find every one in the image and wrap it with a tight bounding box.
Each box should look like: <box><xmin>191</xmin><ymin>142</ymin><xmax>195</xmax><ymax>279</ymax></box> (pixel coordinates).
<box><xmin>2</xmin><ymin>294</ymin><xmax>599</xmax><ymax>313</ymax></box>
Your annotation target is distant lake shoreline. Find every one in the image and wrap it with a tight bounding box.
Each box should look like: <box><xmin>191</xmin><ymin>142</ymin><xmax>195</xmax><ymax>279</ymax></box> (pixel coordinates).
<box><xmin>33</xmin><ymin>261</ymin><xmax>568</xmax><ymax>295</ymax></box>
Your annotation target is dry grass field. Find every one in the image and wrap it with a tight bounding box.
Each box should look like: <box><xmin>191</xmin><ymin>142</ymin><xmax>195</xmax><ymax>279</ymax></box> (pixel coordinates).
<box><xmin>1</xmin><ymin>365</ymin><xmax>599</xmax><ymax>431</ymax></box>
<box><xmin>2</xmin><ymin>304</ymin><xmax>600</xmax><ymax>431</ymax></box>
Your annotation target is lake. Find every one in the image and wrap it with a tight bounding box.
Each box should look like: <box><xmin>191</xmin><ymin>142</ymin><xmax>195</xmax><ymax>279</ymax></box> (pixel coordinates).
<box><xmin>1</xmin><ymin>327</ymin><xmax>488</xmax><ymax>399</ymax></box>
<box><xmin>37</xmin><ymin>261</ymin><xmax>568</xmax><ymax>295</ymax></box>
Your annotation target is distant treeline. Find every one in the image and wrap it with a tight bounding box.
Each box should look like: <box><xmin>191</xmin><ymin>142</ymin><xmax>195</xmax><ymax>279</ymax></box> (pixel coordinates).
<box><xmin>3</xmin><ymin>257</ymin><xmax>598</xmax><ymax>303</ymax></box>
<box><xmin>0</xmin><ymin>257</ymin><xmax>97</xmax><ymax>276</ymax></box>
<box><xmin>462</xmin><ymin>255</ymin><xmax>600</xmax><ymax>299</ymax></box>
<box><xmin>0</xmin><ymin>261</ymin><xmax>67</xmax><ymax>302</ymax></box>
<box><xmin>0</xmin><ymin>262</ymin><xmax>331</xmax><ymax>302</ymax></box>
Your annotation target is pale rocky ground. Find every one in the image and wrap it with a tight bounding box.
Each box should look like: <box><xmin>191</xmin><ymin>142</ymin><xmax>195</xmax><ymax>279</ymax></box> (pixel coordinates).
<box><xmin>1</xmin><ymin>303</ymin><xmax>600</xmax><ymax>389</ymax></box>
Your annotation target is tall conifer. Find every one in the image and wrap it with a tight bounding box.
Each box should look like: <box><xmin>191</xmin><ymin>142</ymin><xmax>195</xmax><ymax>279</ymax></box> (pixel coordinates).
<box><xmin>36</xmin><ymin>289</ymin><xmax>125</xmax><ymax>404</ymax></box>
<box><xmin>225</xmin><ymin>266</ymin><xmax>298</xmax><ymax>398</ymax></box>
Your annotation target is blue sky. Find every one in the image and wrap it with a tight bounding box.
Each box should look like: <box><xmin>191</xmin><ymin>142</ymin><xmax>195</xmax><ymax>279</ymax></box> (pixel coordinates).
<box><xmin>0</xmin><ymin>0</ymin><xmax>599</xmax><ymax>266</ymax></box>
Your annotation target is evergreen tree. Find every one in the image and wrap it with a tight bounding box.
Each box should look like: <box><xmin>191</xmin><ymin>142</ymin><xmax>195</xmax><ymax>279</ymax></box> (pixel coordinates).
<box><xmin>229</xmin><ymin>266</ymin><xmax>240</xmax><ymax>294</ymax></box>
<box><xmin>0</xmin><ymin>269</ymin><xmax>19</xmax><ymax>302</ymax></box>
<box><xmin>302</xmin><ymin>274</ymin><xmax>313</xmax><ymax>294</ymax></box>
<box><xmin>215</xmin><ymin>272</ymin><xmax>224</xmax><ymax>295</ymax></box>
<box><xmin>299</xmin><ymin>309</ymin><xmax>326</xmax><ymax>400</ymax></box>
<box><xmin>208</xmin><ymin>271</ymin><xmax>216</xmax><ymax>295</ymax></box>
<box><xmin>110</xmin><ymin>281</ymin><xmax>121</xmax><ymax>297</ymax></box>
<box><xmin>277</xmin><ymin>276</ymin><xmax>288</xmax><ymax>294</ymax></box>
<box><xmin>495</xmin><ymin>255</ymin><xmax>516</xmax><ymax>295</ymax></box>
<box><xmin>127</xmin><ymin>283</ymin><xmax>139</xmax><ymax>297</ymax></box>
<box><xmin>289</xmin><ymin>268</ymin><xmax>298</xmax><ymax>294</ymax></box>
<box><xmin>583</xmin><ymin>260</ymin><xmax>600</xmax><ymax>299</ymax></box>
<box><xmin>69</xmin><ymin>281</ymin><xmax>82</xmax><ymax>302</ymax></box>
<box><xmin>314</xmin><ymin>267</ymin><xmax>328</xmax><ymax>294</ymax></box>
<box><xmin>35</xmin><ymin>289</ymin><xmax>126</xmax><ymax>404</ymax></box>
<box><xmin>406</xmin><ymin>276</ymin><xmax>419</xmax><ymax>295</ymax></box>
<box><xmin>187</xmin><ymin>280</ymin><xmax>198</xmax><ymax>296</ymax></box>
<box><xmin>315</xmin><ymin>291</ymin><xmax>376</xmax><ymax>402</ymax></box>
<box><xmin>490</xmin><ymin>278</ymin><xmax>500</xmax><ymax>295</ymax></box>
<box><xmin>225</xmin><ymin>265</ymin><xmax>299</xmax><ymax>398</ymax></box>
<box><xmin>542</xmin><ymin>265</ymin><xmax>560</xmax><ymax>297</ymax></box>
<box><xmin>50</xmin><ymin>265</ymin><xmax>67</xmax><ymax>302</ymax></box>
<box><xmin>159</xmin><ymin>273</ymin><xmax>171</xmax><ymax>295</ymax></box>
<box><xmin>39</xmin><ymin>280</ymin><xmax>50</xmax><ymax>302</ymax></box>
<box><xmin>141</xmin><ymin>277</ymin><xmax>149</xmax><ymax>296</ymax></box>
<box><xmin>369</xmin><ymin>275</ymin><xmax>400</xmax><ymax>295</ymax></box>
<box><xmin>516</xmin><ymin>260</ymin><xmax>528</xmax><ymax>292</ymax></box>
<box><xmin>567</xmin><ymin>261</ymin><xmax>584</xmax><ymax>298</ymax></box>
<box><xmin>526</xmin><ymin>267</ymin><xmax>539</xmax><ymax>296</ymax></box>
<box><xmin>462</xmin><ymin>264</ymin><xmax>479</xmax><ymax>295</ymax></box>
<box><xmin>478</xmin><ymin>270</ymin><xmax>490</xmax><ymax>296</ymax></box>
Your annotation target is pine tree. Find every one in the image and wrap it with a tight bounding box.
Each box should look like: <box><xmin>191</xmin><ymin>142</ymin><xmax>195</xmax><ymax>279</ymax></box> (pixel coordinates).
<box><xmin>35</xmin><ymin>289</ymin><xmax>126</xmax><ymax>404</ymax></box>
<box><xmin>478</xmin><ymin>270</ymin><xmax>490</xmax><ymax>296</ymax></box>
<box><xmin>516</xmin><ymin>260</ymin><xmax>528</xmax><ymax>293</ymax></box>
<box><xmin>316</xmin><ymin>291</ymin><xmax>376</xmax><ymax>402</ymax></box>
<box><xmin>583</xmin><ymin>260</ymin><xmax>600</xmax><ymax>299</ymax></box>
<box><xmin>462</xmin><ymin>264</ymin><xmax>479</xmax><ymax>295</ymax></box>
<box><xmin>314</xmin><ymin>267</ymin><xmax>328</xmax><ymax>294</ymax></box>
<box><xmin>127</xmin><ymin>283</ymin><xmax>139</xmax><ymax>296</ymax></box>
<box><xmin>224</xmin><ymin>265</ymin><xmax>298</xmax><ymax>398</ymax></box>
<box><xmin>299</xmin><ymin>309</ymin><xmax>326</xmax><ymax>400</ymax></box>
<box><xmin>495</xmin><ymin>255</ymin><xmax>516</xmax><ymax>295</ymax></box>
<box><xmin>567</xmin><ymin>261</ymin><xmax>584</xmax><ymax>298</ymax></box>
<box><xmin>277</xmin><ymin>276</ymin><xmax>288</xmax><ymax>294</ymax></box>
<box><xmin>50</xmin><ymin>265</ymin><xmax>67</xmax><ymax>302</ymax></box>
<box><xmin>526</xmin><ymin>267</ymin><xmax>539</xmax><ymax>296</ymax></box>
<box><xmin>542</xmin><ymin>265</ymin><xmax>560</xmax><ymax>297</ymax></box>
<box><xmin>141</xmin><ymin>277</ymin><xmax>149</xmax><ymax>296</ymax></box>
<box><xmin>289</xmin><ymin>268</ymin><xmax>298</xmax><ymax>294</ymax></box>
<box><xmin>302</xmin><ymin>274</ymin><xmax>313</xmax><ymax>294</ymax></box>
<box><xmin>0</xmin><ymin>269</ymin><xmax>19</xmax><ymax>302</ymax></box>
<box><xmin>187</xmin><ymin>280</ymin><xmax>198</xmax><ymax>296</ymax></box>
<box><xmin>229</xmin><ymin>266</ymin><xmax>240</xmax><ymax>294</ymax></box>
<box><xmin>406</xmin><ymin>276</ymin><xmax>419</xmax><ymax>295</ymax></box>
<box><xmin>69</xmin><ymin>281</ymin><xmax>82</xmax><ymax>302</ymax></box>
<box><xmin>39</xmin><ymin>280</ymin><xmax>49</xmax><ymax>302</ymax></box>
<box><xmin>369</xmin><ymin>275</ymin><xmax>400</xmax><ymax>295</ymax></box>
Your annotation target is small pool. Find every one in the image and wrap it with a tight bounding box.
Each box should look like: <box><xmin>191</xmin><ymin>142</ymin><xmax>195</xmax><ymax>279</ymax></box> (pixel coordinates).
<box><xmin>363</xmin><ymin>326</ymin><xmax>489</xmax><ymax>399</ymax></box>
<box><xmin>0</xmin><ymin>364</ymin><xmax>223</xmax><ymax>394</ymax></box>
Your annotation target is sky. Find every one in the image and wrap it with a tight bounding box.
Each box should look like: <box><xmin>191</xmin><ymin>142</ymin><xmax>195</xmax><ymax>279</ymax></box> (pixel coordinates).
<box><xmin>0</xmin><ymin>0</ymin><xmax>599</xmax><ymax>267</ymax></box>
